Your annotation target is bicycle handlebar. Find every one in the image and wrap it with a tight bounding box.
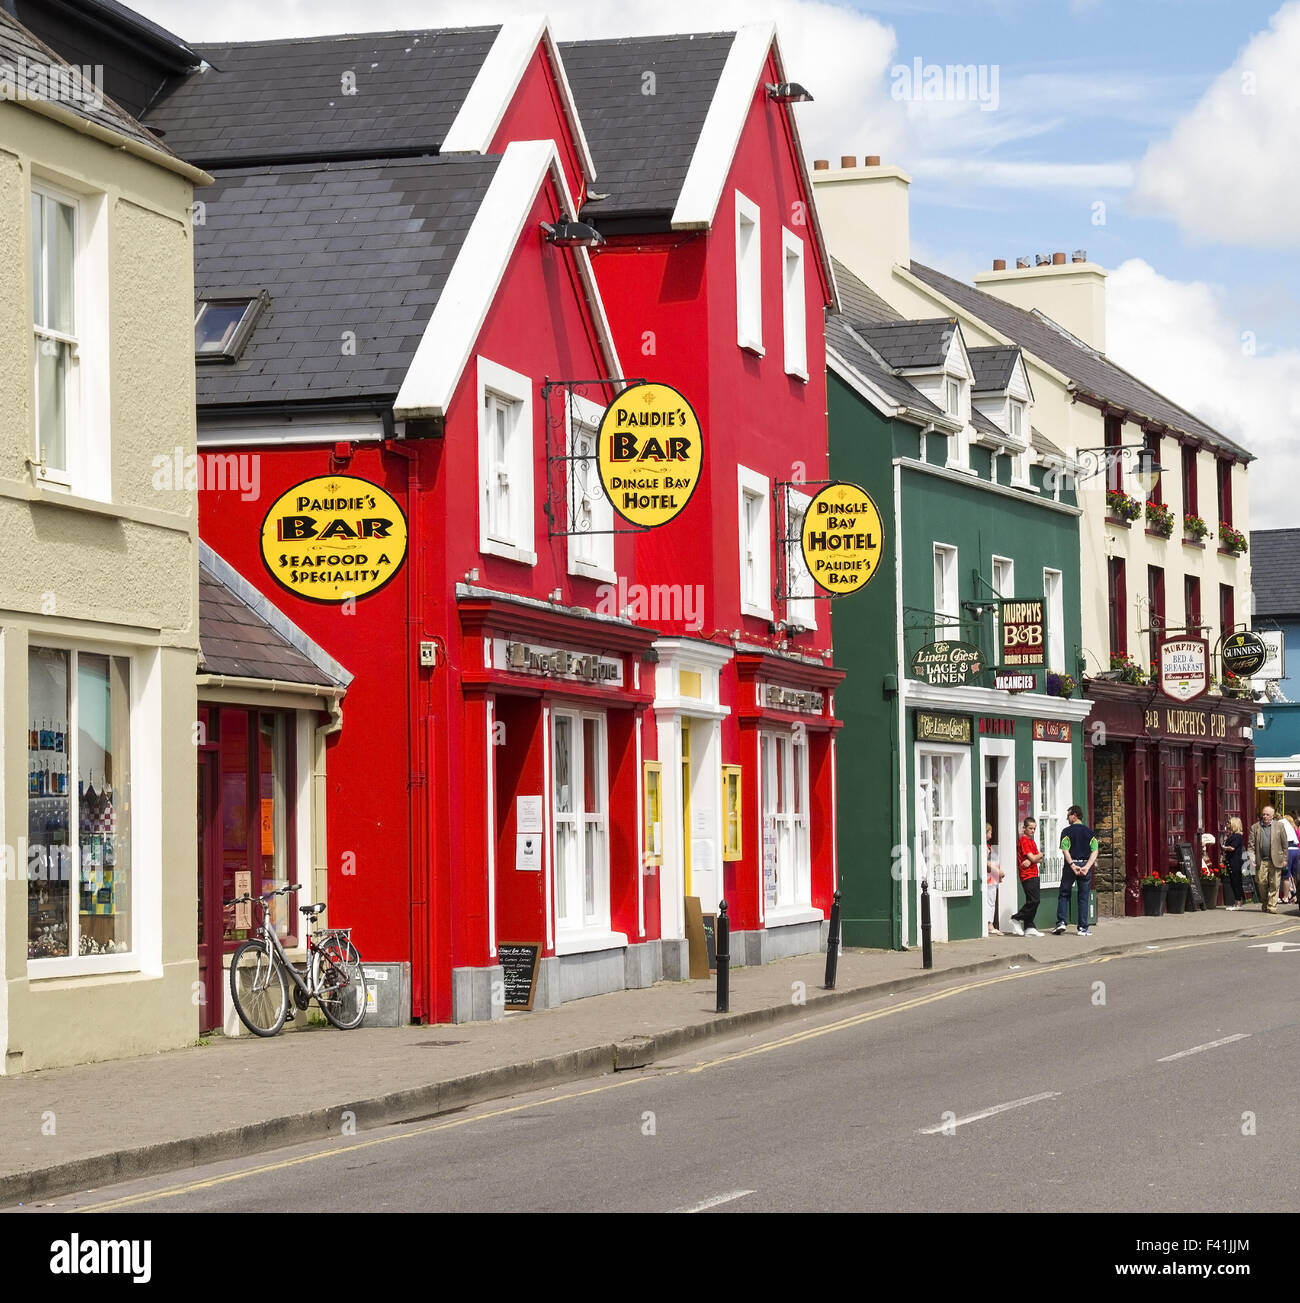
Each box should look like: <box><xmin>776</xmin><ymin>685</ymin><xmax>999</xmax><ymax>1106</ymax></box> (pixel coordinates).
<box><xmin>223</xmin><ymin>883</ymin><xmax>302</xmax><ymax>907</ymax></box>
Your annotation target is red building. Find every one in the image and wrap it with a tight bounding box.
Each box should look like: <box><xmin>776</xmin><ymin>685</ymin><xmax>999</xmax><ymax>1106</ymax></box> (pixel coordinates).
<box><xmin>147</xmin><ymin>18</ymin><xmax>842</xmax><ymax>1022</ymax></box>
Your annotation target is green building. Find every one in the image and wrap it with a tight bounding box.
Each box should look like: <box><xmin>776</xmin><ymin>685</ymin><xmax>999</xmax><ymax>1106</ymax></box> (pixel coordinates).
<box><xmin>827</xmin><ymin>262</ymin><xmax>1091</xmax><ymax>947</ymax></box>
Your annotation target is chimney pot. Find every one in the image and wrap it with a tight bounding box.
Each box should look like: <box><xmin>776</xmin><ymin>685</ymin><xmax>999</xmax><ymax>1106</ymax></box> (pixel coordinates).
<box><xmin>1052</xmin><ymin>251</ymin><xmax>1066</xmax><ymax>266</ymax></box>
<box><xmin>992</xmin><ymin>258</ymin><xmax>1006</xmax><ymax>271</ymax></box>
<box><xmin>1035</xmin><ymin>253</ymin><xmax>1051</xmax><ymax>267</ymax></box>
<box><xmin>840</xmin><ymin>155</ymin><xmax>857</xmax><ymax>169</ymax></box>
<box><xmin>864</xmin><ymin>154</ymin><xmax>881</xmax><ymax>166</ymax></box>
<box><xmin>1016</xmin><ymin>256</ymin><xmax>1031</xmax><ymax>269</ymax></box>
<box><xmin>813</xmin><ymin>159</ymin><xmax>829</xmax><ymax>170</ymax></box>
<box><xmin>1072</xmin><ymin>248</ymin><xmax>1087</xmax><ymax>263</ymax></box>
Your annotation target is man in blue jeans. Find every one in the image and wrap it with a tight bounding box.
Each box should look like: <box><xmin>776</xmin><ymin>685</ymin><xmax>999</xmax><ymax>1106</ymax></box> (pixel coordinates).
<box><xmin>1054</xmin><ymin>804</ymin><xmax>1099</xmax><ymax>936</ymax></box>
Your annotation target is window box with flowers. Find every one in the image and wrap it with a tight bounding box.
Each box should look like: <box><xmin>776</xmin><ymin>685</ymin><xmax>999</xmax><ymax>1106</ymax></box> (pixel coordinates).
<box><xmin>1106</xmin><ymin>489</ymin><xmax>1142</xmax><ymax>524</ymax></box>
<box><xmin>1110</xmin><ymin>652</ymin><xmax>1148</xmax><ymax>685</ymax></box>
<box><xmin>1183</xmin><ymin>513</ymin><xmax>1209</xmax><ymax>543</ymax></box>
<box><xmin>1219</xmin><ymin>522</ymin><xmax>1248</xmax><ymax>556</ymax></box>
<box><xmin>1045</xmin><ymin>671</ymin><xmax>1077</xmax><ymax>698</ymax></box>
<box><xmin>1144</xmin><ymin>499</ymin><xmax>1174</xmax><ymax>537</ymax></box>
<box><xmin>1140</xmin><ymin>870</ymin><xmax>1167</xmax><ymax>916</ymax></box>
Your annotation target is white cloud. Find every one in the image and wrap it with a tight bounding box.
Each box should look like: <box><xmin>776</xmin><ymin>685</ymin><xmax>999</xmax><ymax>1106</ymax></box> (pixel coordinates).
<box><xmin>1132</xmin><ymin>1</ymin><xmax>1300</xmax><ymax>246</ymax></box>
<box><xmin>911</xmin><ymin>157</ymin><xmax>1134</xmax><ymax>189</ymax></box>
<box><xmin>1107</xmin><ymin>258</ymin><xmax>1300</xmax><ymax>530</ymax></box>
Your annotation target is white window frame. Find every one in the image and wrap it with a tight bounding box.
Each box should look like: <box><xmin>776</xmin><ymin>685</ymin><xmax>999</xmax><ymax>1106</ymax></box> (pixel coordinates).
<box><xmin>477</xmin><ymin>357</ymin><xmax>536</xmax><ymax>566</ymax></box>
<box><xmin>991</xmin><ymin>555</ymin><xmax>1014</xmax><ymax>658</ymax></box>
<box><xmin>738</xmin><ymin>464</ymin><xmax>773</xmax><ymax>621</ymax></box>
<box><xmin>552</xmin><ymin>708</ymin><xmax>622</xmax><ymax>953</ymax></box>
<box><xmin>566</xmin><ymin>393</ymin><xmax>616</xmax><ymax>583</ymax></box>
<box><xmin>781</xmin><ymin>227</ymin><xmax>807</xmax><ymax>381</ymax></box>
<box><xmin>1033</xmin><ymin>742</ymin><xmax>1072</xmax><ymax>889</ymax></box>
<box><xmin>735</xmin><ymin>190</ymin><xmax>764</xmax><ymax>356</ymax></box>
<box><xmin>784</xmin><ymin>484</ymin><xmax>817</xmax><ymax>631</ymax></box>
<box><xmin>916</xmin><ymin>744</ymin><xmax>972</xmax><ymax>896</ymax></box>
<box><xmin>933</xmin><ymin>542</ymin><xmax>959</xmax><ymax>640</ymax></box>
<box><xmin>760</xmin><ymin>728</ymin><xmax>811</xmax><ymax>913</ymax></box>
<box><xmin>30</xmin><ymin>176</ymin><xmax>109</xmax><ymax>501</ymax></box>
<box><xmin>1044</xmin><ymin>567</ymin><xmax>1064</xmax><ymax>672</ymax></box>
<box><xmin>945</xmin><ymin>377</ymin><xmax>961</xmax><ymax>417</ymax></box>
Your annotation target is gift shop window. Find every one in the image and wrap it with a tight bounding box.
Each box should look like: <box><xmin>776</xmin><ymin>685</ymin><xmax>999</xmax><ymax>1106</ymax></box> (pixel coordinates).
<box><xmin>760</xmin><ymin>731</ymin><xmax>810</xmax><ymax>911</ymax></box>
<box><xmin>552</xmin><ymin>711</ymin><xmax>611</xmax><ymax>942</ymax></box>
<box><xmin>215</xmin><ymin>709</ymin><xmax>297</xmax><ymax>949</ymax></box>
<box><xmin>27</xmin><ymin>647</ymin><xmax>132</xmax><ymax>968</ymax></box>
<box><xmin>1035</xmin><ymin>755</ymin><xmax>1067</xmax><ymax>888</ymax></box>
<box><xmin>917</xmin><ymin>749</ymin><xmax>969</xmax><ymax>895</ymax></box>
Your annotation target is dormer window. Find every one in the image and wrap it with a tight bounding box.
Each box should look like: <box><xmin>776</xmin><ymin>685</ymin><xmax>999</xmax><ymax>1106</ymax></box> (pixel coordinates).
<box><xmin>195</xmin><ymin>293</ymin><xmax>266</xmax><ymax>362</ymax></box>
<box><xmin>1009</xmin><ymin>400</ymin><xmax>1025</xmax><ymax>441</ymax></box>
<box><xmin>945</xmin><ymin>378</ymin><xmax>961</xmax><ymax>417</ymax></box>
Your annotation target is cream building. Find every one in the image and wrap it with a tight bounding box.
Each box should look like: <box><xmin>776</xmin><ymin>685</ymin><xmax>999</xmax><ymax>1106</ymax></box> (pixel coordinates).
<box><xmin>0</xmin><ymin>9</ymin><xmax>209</xmax><ymax>1070</ymax></box>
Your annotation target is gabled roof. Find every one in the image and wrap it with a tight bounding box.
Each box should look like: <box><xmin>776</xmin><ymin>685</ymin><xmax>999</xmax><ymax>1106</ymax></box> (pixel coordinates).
<box><xmin>192</xmin><ymin>154</ymin><xmax>500</xmax><ymax>408</ymax></box>
<box><xmin>910</xmin><ymin>260</ymin><xmax>1252</xmax><ymax>461</ymax></box>
<box><xmin>855</xmin><ymin>318</ymin><xmax>961</xmax><ymax>371</ymax></box>
<box><xmin>968</xmin><ymin>345</ymin><xmax>1020</xmax><ymax>393</ymax></box>
<box><xmin>146</xmin><ymin>26</ymin><xmax>500</xmax><ymax>167</ymax></box>
<box><xmin>199</xmin><ymin>544</ymin><xmax>351</xmax><ymax>688</ymax></box>
<box><xmin>1250</xmin><ymin>530</ymin><xmax>1300</xmax><ymax>619</ymax></box>
<box><xmin>0</xmin><ymin>6</ymin><xmax>178</xmax><ymax>156</ymax></box>
<box><xmin>560</xmin><ymin>32</ymin><xmax>733</xmax><ymax>222</ymax></box>
<box><xmin>834</xmin><ymin>262</ymin><xmax>901</xmax><ymax>325</ymax></box>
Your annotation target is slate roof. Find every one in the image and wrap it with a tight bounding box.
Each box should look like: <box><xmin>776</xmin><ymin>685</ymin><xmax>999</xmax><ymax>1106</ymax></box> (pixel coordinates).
<box><xmin>910</xmin><ymin>261</ymin><xmax>1252</xmax><ymax>460</ymax></box>
<box><xmin>560</xmin><ymin>33</ymin><xmax>734</xmax><ymax>220</ymax></box>
<box><xmin>1250</xmin><ymin>530</ymin><xmax>1300</xmax><ymax>619</ymax></box>
<box><xmin>854</xmin><ymin>318</ymin><xmax>959</xmax><ymax>371</ymax></box>
<box><xmin>199</xmin><ymin>545</ymin><xmax>350</xmax><ymax>688</ymax></box>
<box><xmin>191</xmin><ymin>154</ymin><xmax>499</xmax><ymax>408</ymax></box>
<box><xmin>71</xmin><ymin>0</ymin><xmax>196</xmax><ymax>64</ymax></box>
<box><xmin>968</xmin><ymin>345</ymin><xmax>1020</xmax><ymax>393</ymax></box>
<box><xmin>833</xmin><ymin>260</ymin><xmax>900</xmax><ymax>325</ymax></box>
<box><xmin>143</xmin><ymin>27</ymin><xmax>499</xmax><ymax>168</ymax></box>
<box><xmin>0</xmin><ymin>7</ymin><xmax>174</xmax><ymax>155</ymax></box>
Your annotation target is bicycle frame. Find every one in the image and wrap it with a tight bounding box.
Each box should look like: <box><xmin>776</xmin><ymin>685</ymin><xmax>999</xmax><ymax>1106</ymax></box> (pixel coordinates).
<box><xmin>247</xmin><ymin>891</ymin><xmax>353</xmax><ymax>1001</ymax></box>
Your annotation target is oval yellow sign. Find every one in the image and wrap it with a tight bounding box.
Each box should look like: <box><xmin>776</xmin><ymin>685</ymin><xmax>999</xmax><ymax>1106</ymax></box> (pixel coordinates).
<box><xmin>801</xmin><ymin>482</ymin><xmax>883</xmax><ymax>595</ymax></box>
<box><xmin>597</xmin><ymin>382</ymin><xmax>703</xmax><ymax>527</ymax></box>
<box><xmin>260</xmin><ymin>475</ymin><xmax>408</xmax><ymax>604</ymax></box>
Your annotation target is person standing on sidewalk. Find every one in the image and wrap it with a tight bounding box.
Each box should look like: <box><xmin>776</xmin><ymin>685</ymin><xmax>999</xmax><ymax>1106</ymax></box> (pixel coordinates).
<box><xmin>986</xmin><ymin>822</ymin><xmax>1004</xmax><ymax>934</ymax></box>
<box><xmin>1222</xmin><ymin>816</ymin><xmax>1246</xmax><ymax>909</ymax></box>
<box><xmin>1054</xmin><ymin>805</ymin><xmax>1098</xmax><ymax>936</ymax></box>
<box><xmin>1249</xmin><ymin>806</ymin><xmax>1288</xmax><ymax>913</ymax></box>
<box><xmin>1281</xmin><ymin>813</ymin><xmax>1298</xmax><ymax>904</ymax></box>
<box><xmin>1010</xmin><ymin>817</ymin><xmax>1043</xmax><ymax>937</ymax></box>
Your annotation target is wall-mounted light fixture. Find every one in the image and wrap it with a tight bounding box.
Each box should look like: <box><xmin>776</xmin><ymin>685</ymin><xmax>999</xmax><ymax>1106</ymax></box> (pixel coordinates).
<box><xmin>765</xmin><ymin>81</ymin><xmax>813</xmax><ymax>103</ymax></box>
<box><xmin>541</xmin><ymin>220</ymin><xmax>605</xmax><ymax>249</ymax></box>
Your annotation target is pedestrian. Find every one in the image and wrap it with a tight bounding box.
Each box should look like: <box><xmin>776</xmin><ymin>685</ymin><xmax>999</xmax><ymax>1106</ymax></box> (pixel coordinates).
<box><xmin>1009</xmin><ymin>816</ymin><xmax>1043</xmax><ymax>937</ymax></box>
<box><xmin>1222</xmin><ymin>816</ymin><xmax>1245</xmax><ymax>909</ymax></box>
<box><xmin>1281</xmin><ymin>813</ymin><xmax>1299</xmax><ymax>904</ymax></box>
<box><xmin>1247</xmin><ymin>806</ymin><xmax>1288</xmax><ymax>913</ymax></box>
<box><xmin>986</xmin><ymin>821</ymin><xmax>1004</xmax><ymax>934</ymax></box>
<box><xmin>1053</xmin><ymin>804</ymin><xmax>1098</xmax><ymax>936</ymax></box>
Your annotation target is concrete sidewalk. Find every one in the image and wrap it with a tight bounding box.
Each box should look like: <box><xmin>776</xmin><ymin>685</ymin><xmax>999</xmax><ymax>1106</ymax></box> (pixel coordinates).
<box><xmin>2</xmin><ymin>905</ymin><xmax>1295</xmax><ymax>1206</ymax></box>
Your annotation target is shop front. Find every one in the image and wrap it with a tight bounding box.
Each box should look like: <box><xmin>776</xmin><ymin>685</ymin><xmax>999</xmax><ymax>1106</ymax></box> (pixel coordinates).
<box><xmin>1085</xmin><ymin>681</ymin><xmax>1255</xmax><ymax>915</ymax></box>
<box><xmin>1253</xmin><ymin>763</ymin><xmax>1300</xmax><ymax>822</ymax></box>
<box><xmin>454</xmin><ymin>589</ymin><xmax>658</xmax><ymax>1020</ymax></box>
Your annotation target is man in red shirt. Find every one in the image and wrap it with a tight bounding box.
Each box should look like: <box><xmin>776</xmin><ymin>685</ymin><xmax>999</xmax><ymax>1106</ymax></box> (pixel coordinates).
<box><xmin>1010</xmin><ymin>816</ymin><xmax>1044</xmax><ymax>937</ymax></box>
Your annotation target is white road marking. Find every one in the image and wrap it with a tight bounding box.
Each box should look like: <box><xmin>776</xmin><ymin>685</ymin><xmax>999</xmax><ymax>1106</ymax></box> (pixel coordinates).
<box><xmin>1157</xmin><ymin>1033</ymin><xmax>1250</xmax><ymax>1063</ymax></box>
<box><xmin>918</xmin><ymin>1091</ymin><xmax>1059</xmax><ymax>1135</ymax></box>
<box><xmin>1248</xmin><ymin>941</ymin><xmax>1300</xmax><ymax>954</ymax></box>
<box><xmin>672</xmin><ymin>1189</ymin><xmax>755</xmax><ymax>1213</ymax></box>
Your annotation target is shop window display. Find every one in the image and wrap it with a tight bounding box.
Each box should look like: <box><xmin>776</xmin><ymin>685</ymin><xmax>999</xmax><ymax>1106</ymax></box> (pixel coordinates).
<box><xmin>27</xmin><ymin>647</ymin><xmax>131</xmax><ymax>960</ymax></box>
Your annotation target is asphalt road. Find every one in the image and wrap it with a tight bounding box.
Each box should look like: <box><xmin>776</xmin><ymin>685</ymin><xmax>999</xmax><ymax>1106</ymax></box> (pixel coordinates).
<box><xmin>16</xmin><ymin>928</ymin><xmax>1300</xmax><ymax>1214</ymax></box>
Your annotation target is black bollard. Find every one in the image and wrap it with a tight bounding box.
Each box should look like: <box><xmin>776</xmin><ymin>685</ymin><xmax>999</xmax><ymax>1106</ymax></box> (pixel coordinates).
<box><xmin>921</xmin><ymin>878</ymin><xmax>933</xmax><ymax>970</ymax></box>
<box><xmin>824</xmin><ymin>889</ymin><xmax>842</xmax><ymax>989</ymax></box>
<box><xmin>715</xmin><ymin>899</ymin><xmax>730</xmax><ymax>1013</ymax></box>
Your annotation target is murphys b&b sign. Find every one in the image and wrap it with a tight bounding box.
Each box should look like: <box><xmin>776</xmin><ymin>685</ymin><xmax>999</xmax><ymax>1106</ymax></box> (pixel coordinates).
<box><xmin>1000</xmin><ymin>598</ymin><xmax>1045</xmax><ymax>667</ymax></box>
<box><xmin>800</xmin><ymin>482</ymin><xmax>883</xmax><ymax>595</ymax></box>
<box><xmin>261</xmin><ymin>475</ymin><xmax>408</xmax><ymax>603</ymax></box>
<box><xmin>598</xmin><ymin>382</ymin><xmax>703</xmax><ymax>527</ymax></box>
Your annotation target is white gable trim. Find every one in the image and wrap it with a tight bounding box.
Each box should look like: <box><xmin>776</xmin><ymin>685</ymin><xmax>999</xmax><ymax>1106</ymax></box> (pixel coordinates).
<box><xmin>394</xmin><ymin>138</ymin><xmax>621</xmax><ymax>420</ymax></box>
<box><xmin>441</xmin><ymin>15</ymin><xmax>598</xmax><ymax>189</ymax></box>
<box><xmin>671</xmin><ymin>23</ymin><xmax>774</xmax><ymax>230</ymax></box>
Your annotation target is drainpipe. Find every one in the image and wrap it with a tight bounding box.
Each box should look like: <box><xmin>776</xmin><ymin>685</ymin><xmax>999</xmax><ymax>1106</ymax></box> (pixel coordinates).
<box><xmin>893</xmin><ymin>457</ymin><xmax>907</xmax><ymax>950</ymax></box>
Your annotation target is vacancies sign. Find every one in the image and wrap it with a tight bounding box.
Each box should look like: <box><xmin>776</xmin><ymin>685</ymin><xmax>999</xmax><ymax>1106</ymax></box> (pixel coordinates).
<box><xmin>598</xmin><ymin>382</ymin><xmax>703</xmax><ymax>527</ymax></box>
<box><xmin>261</xmin><ymin>475</ymin><xmax>408</xmax><ymax>604</ymax></box>
<box><xmin>800</xmin><ymin>482</ymin><xmax>883</xmax><ymax>595</ymax></box>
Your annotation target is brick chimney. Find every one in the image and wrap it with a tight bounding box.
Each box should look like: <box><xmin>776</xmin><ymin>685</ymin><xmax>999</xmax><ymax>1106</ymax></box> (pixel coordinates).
<box><xmin>973</xmin><ymin>248</ymin><xmax>1108</xmax><ymax>351</ymax></box>
<box><xmin>810</xmin><ymin>154</ymin><xmax>911</xmax><ymax>291</ymax></box>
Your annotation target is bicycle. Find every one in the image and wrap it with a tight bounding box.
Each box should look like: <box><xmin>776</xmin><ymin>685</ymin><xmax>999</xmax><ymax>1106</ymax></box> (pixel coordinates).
<box><xmin>224</xmin><ymin>884</ymin><xmax>368</xmax><ymax>1036</ymax></box>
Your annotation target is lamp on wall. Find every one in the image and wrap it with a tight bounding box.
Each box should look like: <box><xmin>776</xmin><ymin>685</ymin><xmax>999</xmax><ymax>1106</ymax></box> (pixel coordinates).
<box><xmin>765</xmin><ymin>81</ymin><xmax>813</xmax><ymax>103</ymax></box>
<box><xmin>541</xmin><ymin>220</ymin><xmax>605</xmax><ymax>249</ymax></box>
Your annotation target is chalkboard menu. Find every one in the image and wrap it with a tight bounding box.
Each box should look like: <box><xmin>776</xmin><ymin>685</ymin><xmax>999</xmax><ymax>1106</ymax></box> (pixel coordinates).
<box><xmin>1174</xmin><ymin>841</ymin><xmax>1204</xmax><ymax>909</ymax></box>
<box><xmin>498</xmin><ymin>941</ymin><xmax>540</xmax><ymax>1010</ymax></box>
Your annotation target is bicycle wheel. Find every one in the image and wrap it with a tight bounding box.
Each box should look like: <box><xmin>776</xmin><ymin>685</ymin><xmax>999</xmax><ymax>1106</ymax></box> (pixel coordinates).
<box><xmin>229</xmin><ymin>939</ymin><xmax>289</xmax><ymax>1036</ymax></box>
<box><xmin>314</xmin><ymin>935</ymin><xmax>368</xmax><ymax>1030</ymax></box>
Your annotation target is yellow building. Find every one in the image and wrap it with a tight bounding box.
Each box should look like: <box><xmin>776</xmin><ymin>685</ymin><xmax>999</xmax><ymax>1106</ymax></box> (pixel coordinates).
<box><xmin>0</xmin><ymin>9</ymin><xmax>209</xmax><ymax>1070</ymax></box>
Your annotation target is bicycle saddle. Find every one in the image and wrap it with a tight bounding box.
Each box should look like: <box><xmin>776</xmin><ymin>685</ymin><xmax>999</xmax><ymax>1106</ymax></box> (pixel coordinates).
<box><xmin>299</xmin><ymin>902</ymin><xmax>325</xmax><ymax>916</ymax></box>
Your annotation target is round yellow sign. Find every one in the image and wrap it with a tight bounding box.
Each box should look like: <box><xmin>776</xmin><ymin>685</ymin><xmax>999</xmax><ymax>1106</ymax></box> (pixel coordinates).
<box><xmin>597</xmin><ymin>382</ymin><xmax>703</xmax><ymax>527</ymax></box>
<box><xmin>800</xmin><ymin>482</ymin><xmax>883</xmax><ymax>595</ymax></box>
<box><xmin>260</xmin><ymin>476</ymin><xmax>408</xmax><ymax>604</ymax></box>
